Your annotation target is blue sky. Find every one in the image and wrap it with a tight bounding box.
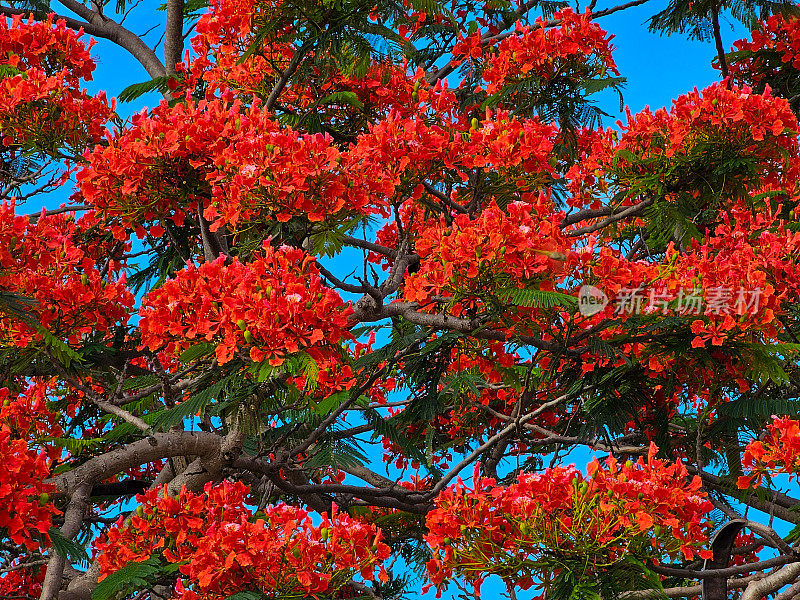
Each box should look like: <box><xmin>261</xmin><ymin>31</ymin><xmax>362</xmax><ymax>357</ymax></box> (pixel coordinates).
<box><xmin>600</xmin><ymin>2</ymin><xmax>748</xmax><ymax>113</ymax></box>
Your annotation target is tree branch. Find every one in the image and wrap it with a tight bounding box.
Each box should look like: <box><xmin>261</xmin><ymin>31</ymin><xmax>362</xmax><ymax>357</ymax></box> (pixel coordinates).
<box><xmin>49</xmin><ymin>431</ymin><xmax>221</xmax><ymax>494</ymax></box>
<box><xmin>621</xmin><ymin>574</ymin><xmax>762</xmax><ymax>599</ymax></box>
<box><xmin>0</xmin><ymin>5</ymin><xmax>106</xmax><ymax>38</ymax></box>
<box><xmin>39</xmin><ymin>485</ymin><xmax>91</xmax><ymax>600</ymax></box>
<box><xmin>56</xmin><ymin>0</ymin><xmax>167</xmax><ymax>78</ymax></box>
<box><xmin>163</xmin><ymin>0</ymin><xmax>184</xmax><ymax>75</ymax></box>
<box><xmin>741</xmin><ymin>562</ymin><xmax>800</xmax><ymax>600</ymax></box>
<box><xmin>652</xmin><ymin>555</ymin><xmax>800</xmax><ymax>579</ymax></box>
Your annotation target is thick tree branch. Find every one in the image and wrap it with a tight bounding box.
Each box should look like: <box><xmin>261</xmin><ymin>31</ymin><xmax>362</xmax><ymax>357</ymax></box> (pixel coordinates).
<box><xmin>688</xmin><ymin>466</ymin><xmax>800</xmax><ymax>524</ymax></box>
<box><xmin>57</xmin><ymin>0</ymin><xmax>167</xmax><ymax>78</ymax></box>
<box><xmin>49</xmin><ymin>431</ymin><xmax>221</xmax><ymax>494</ymax></box>
<box><xmin>265</xmin><ymin>44</ymin><xmax>311</xmax><ymax>112</ymax></box>
<box><xmin>620</xmin><ymin>574</ymin><xmax>761</xmax><ymax>599</ymax></box>
<box><xmin>566</xmin><ymin>197</ymin><xmax>655</xmax><ymax>237</ymax></box>
<box><xmin>350</xmin><ymin>298</ymin><xmax>571</xmax><ymax>354</ymax></box>
<box><xmin>740</xmin><ymin>562</ymin><xmax>800</xmax><ymax>600</ymax></box>
<box><xmin>40</xmin><ymin>485</ymin><xmax>91</xmax><ymax>600</ymax></box>
<box><xmin>163</xmin><ymin>0</ymin><xmax>184</xmax><ymax>75</ymax></box>
<box><xmin>0</xmin><ymin>5</ymin><xmax>106</xmax><ymax>37</ymax></box>
<box><xmin>242</xmin><ymin>465</ymin><xmax>431</xmax><ymax>514</ymax></box>
<box><xmin>341</xmin><ymin>235</ymin><xmax>402</xmax><ymax>258</ymax></box>
<box><xmin>652</xmin><ymin>556</ymin><xmax>800</xmax><ymax>579</ymax></box>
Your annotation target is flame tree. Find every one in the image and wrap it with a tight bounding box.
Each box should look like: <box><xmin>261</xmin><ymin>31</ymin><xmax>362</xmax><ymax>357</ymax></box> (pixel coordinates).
<box><xmin>0</xmin><ymin>0</ymin><xmax>799</xmax><ymax>599</ymax></box>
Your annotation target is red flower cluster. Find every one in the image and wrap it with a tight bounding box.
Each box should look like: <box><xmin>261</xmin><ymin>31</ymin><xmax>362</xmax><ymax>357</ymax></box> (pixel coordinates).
<box><xmin>180</xmin><ymin>0</ymin><xmax>307</xmax><ymax>102</ymax></box>
<box><xmin>139</xmin><ymin>242</ymin><xmax>352</xmax><ymax>368</ymax></box>
<box><xmin>737</xmin><ymin>416</ymin><xmax>800</xmax><ymax>489</ymax></box>
<box><xmin>404</xmin><ymin>198</ymin><xmax>571</xmax><ymax>304</ymax></box>
<box><xmin>181</xmin><ymin>0</ymin><xmax>425</xmax><ymax>118</ymax></box>
<box><xmin>0</xmin><ymin>388</ymin><xmax>59</xmax><ymax>550</ymax></box>
<box><xmin>95</xmin><ymin>481</ymin><xmax>390</xmax><ymax>599</ymax></box>
<box><xmin>0</xmin><ymin>380</ymin><xmax>63</xmax><ymax>457</ymax></box>
<box><xmin>349</xmin><ymin>108</ymin><xmax>557</xmax><ymax>203</ymax></box>
<box><xmin>425</xmin><ymin>444</ymin><xmax>712</xmax><ymax>596</ymax></box>
<box><xmin>0</xmin><ymin>203</ymin><xmax>132</xmax><ymax>348</ymax></box>
<box><xmin>569</xmin><ymin>82</ymin><xmax>798</xmax><ymax>211</ymax></box>
<box><xmin>78</xmin><ymin>96</ymin><xmax>386</xmax><ymax>235</ymax></box>
<box><xmin>729</xmin><ymin>15</ymin><xmax>800</xmax><ymax>82</ymax></box>
<box><xmin>0</xmin><ymin>14</ymin><xmax>112</xmax><ymax>155</ymax></box>
<box><xmin>0</xmin><ymin>563</ymin><xmax>44</xmax><ymax>597</ymax></box>
<box><xmin>482</xmin><ymin>9</ymin><xmax>619</xmax><ymax>95</ymax></box>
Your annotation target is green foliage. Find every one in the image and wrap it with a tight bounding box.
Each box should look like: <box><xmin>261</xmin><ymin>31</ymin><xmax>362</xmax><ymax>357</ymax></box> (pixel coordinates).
<box><xmin>0</xmin><ymin>64</ymin><xmax>23</xmax><ymax>79</ymax></box>
<box><xmin>49</xmin><ymin>527</ymin><xmax>90</xmax><ymax>567</ymax></box>
<box><xmin>178</xmin><ymin>342</ymin><xmax>216</xmax><ymax>363</ymax></box>
<box><xmin>37</xmin><ymin>325</ymin><xmax>84</xmax><ymax>369</ymax></box>
<box><xmin>545</xmin><ymin>555</ymin><xmax>664</xmax><ymax>600</ymax></box>
<box><xmin>305</xmin><ymin>437</ymin><xmax>369</xmax><ymax>469</ymax></box>
<box><xmin>91</xmin><ymin>556</ymin><xmax>172</xmax><ymax>600</ymax></box>
<box><xmin>223</xmin><ymin>593</ymin><xmax>264</xmax><ymax>600</ymax></box>
<box><xmin>648</xmin><ymin>0</ymin><xmax>798</xmax><ymax>39</ymax></box>
<box><xmin>50</xmin><ymin>436</ymin><xmax>105</xmax><ymax>454</ymax></box>
<box><xmin>499</xmin><ymin>287</ymin><xmax>578</xmax><ymax>309</ymax></box>
<box><xmin>117</xmin><ymin>76</ymin><xmax>174</xmax><ymax>103</ymax></box>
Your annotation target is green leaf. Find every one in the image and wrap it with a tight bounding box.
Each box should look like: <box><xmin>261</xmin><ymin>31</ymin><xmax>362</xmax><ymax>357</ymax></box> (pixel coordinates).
<box><xmin>49</xmin><ymin>527</ymin><xmax>90</xmax><ymax>566</ymax></box>
<box><xmin>318</xmin><ymin>90</ymin><xmax>364</xmax><ymax>110</ymax></box>
<box><xmin>91</xmin><ymin>557</ymin><xmax>162</xmax><ymax>600</ymax></box>
<box><xmin>499</xmin><ymin>287</ymin><xmax>578</xmax><ymax>309</ymax></box>
<box><xmin>49</xmin><ymin>437</ymin><xmax>104</xmax><ymax>454</ymax></box>
<box><xmin>313</xmin><ymin>390</ymin><xmax>348</xmax><ymax>415</ymax></box>
<box><xmin>149</xmin><ymin>373</ymin><xmax>241</xmax><ymax>431</ymax></box>
<box><xmin>117</xmin><ymin>76</ymin><xmax>173</xmax><ymax>103</ymax></box>
<box><xmin>0</xmin><ymin>64</ymin><xmax>23</xmax><ymax>79</ymax></box>
<box><xmin>37</xmin><ymin>326</ymin><xmax>83</xmax><ymax>368</ymax></box>
<box><xmin>236</xmin><ymin>27</ymin><xmax>271</xmax><ymax>65</ymax></box>
<box><xmin>223</xmin><ymin>592</ymin><xmax>263</xmax><ymax>600</ymax></box>
<box><xmin>179</xmin><ymin>342</ymin><xmax>216</xmax><ymax>362</ymax></box>
<box><xmin>612</xmin><ymin>147</ymin><xmax>638</xmax><ymax>169</ymax></box>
